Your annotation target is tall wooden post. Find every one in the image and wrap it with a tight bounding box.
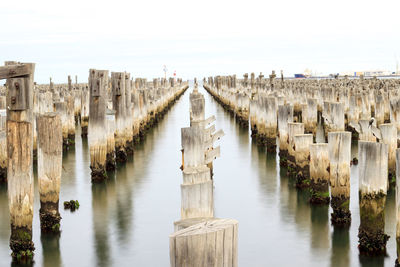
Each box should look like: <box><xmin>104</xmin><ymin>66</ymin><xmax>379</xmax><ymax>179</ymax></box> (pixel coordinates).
<box><xmin>278</xmin><ymin>104</ymin><xmax>293</xmax><ymax>167</ymax></box>
<box><xmin>66</xmin><ymin>92</ymin><xmax>75</xmax><ymax>146</ymax></box>
<box><xmin>328</xmin><ymin>131</ymin><xmax>351</xmax><ymax>226</ymax></box>
<box><xmin>287</xmin><ymin>122</ymin><xmax>304</xmax><ymax>177</ymax></box>
<box><xmin>124</xmin><ymin>72</ymin><xmax>133</xmax><ymax>154</ymax></box>
<box><xmin>293</xmin><ymin>134</ymin><xmax>313</xmax><ymax>188</ymax></box>
<box><xmin>309</xmin><ymin>143</ymin><xmax>330</xmax><ymax>204</ymax></box>
<box><xmin>53</xmin><ymin>102</ymin><xmax>68</xmax><ymax>150</ymax></box>
<box><xmin>0</xmin><ymin>130</ymin><xmax>6</xmax><ymax>182</ymax></box>
<box><xmin>2</xmin><ymin>62</ymin><xmax>36</xmax><ymax>261</ymax></box>
<box><xmin>395</xmin><ymin>148</ymin><xmax>400</xmax><ymax>265</ymax></box>
<box><xmin>37</xmin><ymin>113</ymin><xmax>62</xmax><ymax>233</ymax></box>
<box><xmin>106</xmin><ymin>109</ymin><xmax>116</xmax><ymax>171</ymax></box>
<box><xmin>81</xmin><ymin>86</ymin><xmax>89</xmax><ymax>137</ymax></box>
<box><xmin>358</xmin><ymin>141</ymin><xmax>389</xmax><ymax>255</ymax></box>
<box><xmin>111</xmin><ymin>72</ymin><xmax>127</xmax><ymax>163</ymax></box>
<box><xmin>89</xmin><ymin>69</ymin><xmax>108</xmax><ymax>182</ymax></box>
<box><xmin>379</xmin><ymin>123</ymin><xmax>397</xmax><ymax>185</ymax></box>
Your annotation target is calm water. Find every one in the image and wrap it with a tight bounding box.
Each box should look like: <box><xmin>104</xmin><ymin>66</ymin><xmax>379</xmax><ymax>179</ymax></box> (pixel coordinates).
<box><xmin>0</xmin><ymin>83</ymin><xmax>397</xmax><ymax>266</ymax></box>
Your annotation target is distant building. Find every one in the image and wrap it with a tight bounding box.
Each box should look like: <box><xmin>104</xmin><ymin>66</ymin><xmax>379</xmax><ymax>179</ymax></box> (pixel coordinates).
<box><xmin>363</xmin><ymin>70</ymin><xmax>391</xmax><ymax>76</ymax></box>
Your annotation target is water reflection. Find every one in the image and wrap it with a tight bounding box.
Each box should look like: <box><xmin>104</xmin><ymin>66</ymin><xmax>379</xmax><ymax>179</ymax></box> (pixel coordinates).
<box><xmin>40</xmin><ymin>233</ymin><xmax>62</xmax><ymax>267</ymax></box>
<box><xmin>310</xmin><ymin>205</ymin><xmax>330</xmax><ymax>250</ymax></box>
<box><xmin>331</xmin><ymin>227</ymin><xmax>350</xmax><ymax>267</ymax></box>
<box><xmin>92</xmin><ymin>182</ymin><xmax>112</xmax><ymax>267</ymax></box>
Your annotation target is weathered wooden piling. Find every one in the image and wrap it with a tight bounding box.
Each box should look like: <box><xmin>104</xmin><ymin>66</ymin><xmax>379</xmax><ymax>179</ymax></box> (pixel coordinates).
<box><xmin>287</xmin><ymin>122</ymin><xmax>304</xmax><ymax>177</ymax></box>
<box><xmin>328</xmin><ymin>131</ymin><xmax>351</xmax><ymax>226</ymax></box>
<box><xmin>124</xmin><ymin>72</ymin><xmax>133</xmax><ymax>155</ymax></box>
<box><xmin>53</xmin><ymin>102</ymin><xmax>68</xmax><ymax>149</ymax></box>
<box><xmin>378</xmin><ymin>123</ymin><xmax>397</xmax><ymax>185</ymax></box>
<box><xmin>0</xmin><ymin>105</ymin><xmax>6</xmax><ymax>182</ymax></box>
<box><xmin>309</xmin><ymin>143</ymin><xmax>330</xmax><ymax>204</ymax></box>
<box><xmin>256</xmin><ymin>96</ymin><xmax>277</xmax><ymax>152</ymax></box>
<box><xmin>180</xmin><ymin>125</ymin><xmax>214</xmax><ymax>219</ymax></box>
<box><xmin>303</xmin><ymin>98</ymin><xmax>318</xmax><ymax>136</ymax></box>
<box><xmin>89</xmin><ymin>69</ymin><xmax>108</xmax><ymax>182</ymax></box>
<box><xmin>105</xmin><ymin>109</ymin><xmax>116</xmax><ymax>171</ymax></box>
<box><xmin>2</xmin><ymin>62</ymin><xmax>36</xmax><ymax>261</ymax></box>
<box><xmin>37</xmin><ymin>113</ymin><xmax>62</xmax><ymax>233</ymax></box>
<box><xmin>81</xmin><ymin>86</ymin><xmax>89</xmax><ymax>137</ymax></box>
<box><xmin>0</xmin><ymin>130</ymin><xmax>6</xmax><ymax>182</ymax></box>
<box><xmin>293</xmin><ymin>134</ymin><xmax>313</xmax><ymax>188</ymax></box>
<box><xmin>350</xmin><ymin>119</ymin><xmax>376</xmax><ymax>142</ymax></box>
<box><xmin>66</xmin><ymin>92</ymin><xmax>75</xmax><ymax>146</ymax></box>
<box><xmin>278</xmin><ymin>104</ymin><xmax>294</xmax><ymax>167</ymax></box>
<box><xmin>358</xmin><ymin>141</ymin><xmax>389</xmax><ymax>255</ymax></box>
<box><xmin>111</xmin><ymin>72</ymin><xmax>127</xmax><ymax>163</ymax></box>
<box><xmin>170</xmin><ymin>219</ymin><xmax>238</xmax><ymax>267</ymax></box>
<box><xmin>396</xmin><ymin>148</ymin><xmax>400</xmax><ymax>266</ymax></box>
<box><xmin>323</xmin><ymin>102</ymin><xmax>345</xmax><ymax>139</ymax></box>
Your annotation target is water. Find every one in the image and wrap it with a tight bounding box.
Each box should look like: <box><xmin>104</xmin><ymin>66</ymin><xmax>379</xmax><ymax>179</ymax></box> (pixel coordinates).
<box><xmin>0</xmin><ymin>83</ymin><xmax>397</xmax><ymax>266</ymax></box>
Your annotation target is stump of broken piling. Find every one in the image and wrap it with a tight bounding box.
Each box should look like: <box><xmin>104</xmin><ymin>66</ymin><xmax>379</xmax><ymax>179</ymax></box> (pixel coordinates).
<box><xmin>0</xmin><ymin>131</ymin><xmax>6</xmax><ymax>182</ymax></box>
<box><xmin>89</xmin><ymin>69</ymin><xmax>108</xmax><ymax>182</ymax></box>
<box><xmin>358</xmin><ymin>141</ymin><xmax>389</xmax><ymax>255</ymax></box>
<box><xmin>105</xmin><ymin>109</ymin><xmax>116</xmax><ymax>171</ymax></box>
<box><xmin>293</xmin><ymin>134</ymin><xmax>313</xmax><ymax>188</ymax></box>
<box><xmin>80</xmin><ymin>87</ymin><xmax>89</xmax><ymax>137</ymax></box>
<box><xmin>287</xmin><ymin>122</ymin><xmax>304</xmax><ymax>178</ymax></box>
<box><xmin>278</xmin><ymin>104</ymin><xmax>293</xmax><ymax>167</ymax></box>
<box><xmin>37</xmin><ymin>113</ymin><xmax>63</xmax><ymax>233</ymax></box>
<box><xmin>396</xmin><ymin>149</ymin><xmax>400</xmax><ymax>265</ymax></box>
<box><xmin>169</xmin><ymin>218</ymin><xmax>238</xmax><ymax>267</ymax></box>
<box><xmin>379</xmin><ymin>123</ymin><xmax>397</xmax><ymax>185</ymax></box>
<box><xmin>309</xmin><ymin>143</ymin><xmax>330</xmax><ymax>204</ymax></box>
<box><xmin>328</xmin><ymin>131</ymin><xmax>351</xmax><ymax>227</ymax></box>
<box><xmin>112</xmin><ymin>72</ymin><xmax>128</xmax><ymax>163</ymax></box>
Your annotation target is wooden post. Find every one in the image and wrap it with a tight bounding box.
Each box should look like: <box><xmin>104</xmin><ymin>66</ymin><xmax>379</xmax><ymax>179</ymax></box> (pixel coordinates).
<box><xmin>358</xmin><ymin>141</ymin><xmax>389</xmax><ymax>255</ymax></box>
<box><xmin>278</xmin><ymin>104</ymin><xmax>293</xmax><ymax>167</ymax></box>
<box><xmin>293</xmin><ymin>134</ymin><xmax>313</xmax><ymax>188</ymax></box>
<box><xmin>3</xmin><ymin>62</ymin><xmax>36</xmax><ymax>261</ymax></box>
<box><xmin>81</xmin><ymin>86</ymin><xmax>89</xmax><ymax>137</ymax></box>
<box><xmin>396</xmin><ymin>148</ymin><xmax>400</xmax><ymax>265</ymax></box>
<box><xmin>53</xmin><ymin>102</ymin><xmax>69</xmax><ymax>150</ymax></box>
<box><xmin>309</xmin><ymin>143</ymin><xmax>330</xmax><ymax>204</ymax></box>
<box><xmin>106</xmin><ymin>109</ymin><xmax>116</xmax><ymax>171</ymax></box>
<box><xmin>0</xmin><ymin>130</ymin><xmax>6</xmax><ymax>182</ymax></box>
<box><xmin>170</xmin><ymin>219</ymin><xmax>238</xmax><ymax>267</ymax></box>
<box><xmin>111</xmin><ymin>72</ymin><xmax>127</xmax><ymax>163</ymax></box>
<box><xmin>124</xmin><ymin>72</ymin><xmax>133</xmax><ymax>155</ymax></box>
<box><xmin>323</xmin><ymin>102</ymin><xmax>345</xmax><ymax>139</ymax></box>
<box><xmin>89</xmin><ymin>69</ymin><xmax>108</xmax><ymax>182</ymax></box>
<box><xmin>256</xmin><ymin>96</ymin><xmax>277</xmax><ymax>153</ymax></box>
<box><xmin>0</xmin><ymin>107</ymin><xmax>6</xmax><ymax>182</ymax></box>
<box><xmin>379</xmin><ymin>123</ymin><xmax>397</xmax><ymax>185</ymax></box>
<box><xmin>65</xmin><ymin>92</ymin><xmax>75</xmax><ymax>146</ymax></box>
<box><xmin>287</xmin><ymin>122</ymin><xmax>304</xmax><ymax>177</ymax></box>
<box><xmin>303</xmin><ymin>98</ymin><xmax>318</xmax><ymax>136</ymax></box>
<box><xmin>328</xmin><ymin>131</ymin><xmax>351</xmax><ymax>226</ymax></box>
<box><xmin>37</xmin><ymin>113</ymin><xmax>62</xmax><ymax>233</ymax></box>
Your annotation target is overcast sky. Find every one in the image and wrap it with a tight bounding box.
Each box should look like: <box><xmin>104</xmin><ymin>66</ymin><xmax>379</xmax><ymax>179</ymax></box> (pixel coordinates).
<box><xmin>1</xmin><ymin>0</ymin><xmax>399</xmax><ymax>83</ymax></box>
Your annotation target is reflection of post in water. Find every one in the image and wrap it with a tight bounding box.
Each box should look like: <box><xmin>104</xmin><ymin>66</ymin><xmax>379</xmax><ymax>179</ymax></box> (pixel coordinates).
<box><xmin>294</xmin><ymin>188</ymin><xmax>311</xmax><ymax>229</ymax></box>
<box><xmin>310</xmin><ymin>205</ymin><xmax>329</xmax><ymax>250</ymax></box>
<box><xmin>40</xmin><ymin>233</ymin><xmax>62</xmax><ymax>267</ymax></box>
<box><xmin>330</xmin><ymin>227</ymin><xmax>350</xmax><ymax>267</ymax></box>
<box><xmin>92</xmin><ymin>182</ymin><xmax>111</xmax><ymax>267</ymax></box>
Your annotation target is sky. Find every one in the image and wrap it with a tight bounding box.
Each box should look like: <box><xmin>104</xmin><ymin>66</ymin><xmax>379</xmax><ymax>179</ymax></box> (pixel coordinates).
<box><xmin>1</xmin><ymin>0</ymin><xmax>400</xmax><ymax>83</ymax></box>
